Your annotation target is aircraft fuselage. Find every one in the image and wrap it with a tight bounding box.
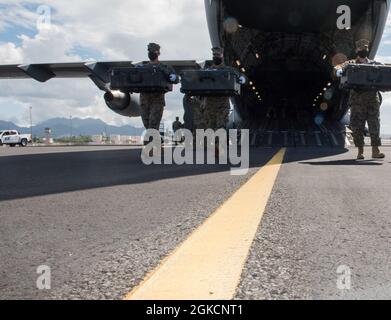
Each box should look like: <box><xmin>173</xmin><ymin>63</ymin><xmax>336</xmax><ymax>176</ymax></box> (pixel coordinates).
<box><xmin>205</xmin><ymin>0</ymin><xmax>390</xmax><ymax>130</ymax></box>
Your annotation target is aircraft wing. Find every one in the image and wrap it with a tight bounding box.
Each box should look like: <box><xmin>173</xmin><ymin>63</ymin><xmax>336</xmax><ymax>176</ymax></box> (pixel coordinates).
<box><xmin>0</xmin><ymin>60</ymin><xmax>201</xmax><ymax>91</ymax></box>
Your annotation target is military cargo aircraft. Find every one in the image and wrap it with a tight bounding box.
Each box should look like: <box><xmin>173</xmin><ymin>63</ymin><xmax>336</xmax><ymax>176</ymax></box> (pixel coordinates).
<box><xmin>0</xmin><ymin>0</ymin><xmax>389</xmax><ymax>145</ymax></box>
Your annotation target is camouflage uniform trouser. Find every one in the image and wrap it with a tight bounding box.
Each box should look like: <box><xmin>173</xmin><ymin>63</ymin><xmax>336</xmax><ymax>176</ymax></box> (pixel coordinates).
<box><xmin>140</xmin><ymin>103</ymin><xmax>164</xmax><ymax>130</ymax></box>
<box><xmin>140</xmin><ymin>93</ymin><xmax>165</xmax><ymax>131</ymax></box>
<box><xmin>191</xmin><ymin>98</ymin><xmax>205</xmax><ymax>147</ymax></box>
<box><xmin>202</xmin><ymin>97</ymin><xmax>230</xmax><ymax>130</ymax></box>
<box><xmin>193</xmin><ymin>99</ymin><xmax>206</xmax><ymax>132</ymax></box>
<box><xmin>350</xmin><ymin>91</ymin><xmax>381</xmax><ymax>147</ymax></box>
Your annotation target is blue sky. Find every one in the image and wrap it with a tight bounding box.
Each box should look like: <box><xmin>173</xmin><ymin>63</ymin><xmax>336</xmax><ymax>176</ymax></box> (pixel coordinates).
<box><xmin>1</xmin><ymin>1</ymin><xmax>391</xmax><ymax>133</ymax></box>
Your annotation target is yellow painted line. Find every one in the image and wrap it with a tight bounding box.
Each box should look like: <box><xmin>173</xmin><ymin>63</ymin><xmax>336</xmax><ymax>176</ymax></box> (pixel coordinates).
<box><xmin>125</xmin><ymin>148</ymin><xmax>286</xmax><ymax>300</ymax></box>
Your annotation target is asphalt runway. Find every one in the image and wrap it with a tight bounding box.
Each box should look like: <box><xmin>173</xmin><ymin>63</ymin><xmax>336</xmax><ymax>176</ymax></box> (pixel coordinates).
<box><xmin>1</xmin><ymin>145</ymin><xmax>390</xmax><ymax>300</ymax></box>
<box><xmin>0</xmin><ymin>145</ymin><xmax>278</xmax><ymax>299</ymax></box>
<box><xmin>237</xmin><ymin>147</ymin><xmax>391</xmax><ymax>300</ymax></box>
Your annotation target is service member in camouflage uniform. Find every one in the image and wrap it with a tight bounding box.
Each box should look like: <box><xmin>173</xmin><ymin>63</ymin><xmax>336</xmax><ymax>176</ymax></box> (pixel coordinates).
<box><xmin>200</xmin><ymin>47</ymin><xmax>246</xmax><ymax>130</ymax></box>
<box><xmin>139</xmin><ymin>43</ymin><xmax>178</xmax><ymax>139</ymax></box>
<box><xmin>172</xmin><ymin>116</ymin><xmax>183</xmax><ymax>145</ymax></box>
<box><xmin>335</xmin><ymin>39</ymin><xmax>385</xmax><ymax>160</ymax></box>
<box><xmin>201</xmin><ymin>47</ymin><xmax>231</xmax><ymax>131</ymax></box>
<box><xmin>197</xmin><ymin>47</ymin><xmax>246</xmax><ymax>155</ymax></box>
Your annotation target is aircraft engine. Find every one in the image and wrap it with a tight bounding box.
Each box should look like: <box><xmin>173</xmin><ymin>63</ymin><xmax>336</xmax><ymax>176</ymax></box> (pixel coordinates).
<box><xmin>104</xmin><ymin>90</ymin><xmax>141</xmax><ymax>117</ymax></box>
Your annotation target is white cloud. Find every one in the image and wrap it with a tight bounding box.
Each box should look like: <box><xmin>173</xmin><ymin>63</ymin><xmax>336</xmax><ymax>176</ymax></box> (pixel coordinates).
<box><xmin>0</xmin><ymin>42</ymin><xmax>23</xmax><ymax>63</ymax></box>
<box><xmin>0</xmin><ymin>0</ymin><xmax>211</xmax><ymax>127</ymax></box>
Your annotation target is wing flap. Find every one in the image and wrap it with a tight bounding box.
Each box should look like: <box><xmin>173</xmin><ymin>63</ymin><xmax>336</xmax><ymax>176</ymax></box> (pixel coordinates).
<box><xmin>0</xmin><ymin>60</ymin><xmax>202</xmax><ymax>90</ymax></box>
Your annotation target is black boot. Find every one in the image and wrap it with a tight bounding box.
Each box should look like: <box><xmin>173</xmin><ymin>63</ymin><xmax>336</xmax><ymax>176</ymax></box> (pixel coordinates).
<box><xmin>372</xmin><ymin>146</ymin><xmax>385</xmax><ymax>159</ymax></box>
<box><xmin>357</xmin><ymin>146</ymin><xmax>364</xmax><ymax>160</ymax></box>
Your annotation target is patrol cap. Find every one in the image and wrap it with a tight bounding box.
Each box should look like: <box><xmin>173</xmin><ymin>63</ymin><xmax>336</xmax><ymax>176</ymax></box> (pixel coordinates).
<box><xmin>148</xmin><ymin>43</ymin><xmax>161</xmax><ymax>52</ymax></box>
<box><xmin>212</xmin><ymin>47</ymin><xmax>224</xmax><ymax>57</ymax></box>
<box><xmin>355</xmin><ymin>39</ymin><xmax>370</xmax><ymax>50</ymax></box>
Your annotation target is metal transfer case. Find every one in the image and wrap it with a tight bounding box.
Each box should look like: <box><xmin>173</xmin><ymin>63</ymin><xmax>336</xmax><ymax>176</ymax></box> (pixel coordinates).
<box><xmin>340</xmin><ymin>64</ymin><xmax>391</xmax><ymax>91</ymax></box>
<box><xmin>180</xmin><ymin>70</ymin><xmax>241</xmax><ymax>96</ymax></box>
<box><xmin>110</xmin><ymin>67</ymin><xmax>173</xmax><ymax>93</ymax></box>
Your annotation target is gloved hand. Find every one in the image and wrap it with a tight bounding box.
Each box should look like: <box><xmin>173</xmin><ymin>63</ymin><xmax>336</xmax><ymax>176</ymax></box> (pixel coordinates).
<box><xmin>169</xmin><ymin>74</ymin><xmax>177</xmax><ymax>82</ymax></box>
<box><xmin>336</xmin><ymin>69</ymin><xmax>343</xmax><ymax>78</ymax></box>
<box><xmin>239</xmin><ymin>75</ymin><xmax>246</xmax><ymax>84</ymax></box>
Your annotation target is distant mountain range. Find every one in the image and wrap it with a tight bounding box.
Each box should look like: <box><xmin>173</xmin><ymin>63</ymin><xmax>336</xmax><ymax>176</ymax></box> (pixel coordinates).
<box><xmin>0</xmin><ymin>117</ymin><xmax>144</xmax><ymax>138</ymax></box>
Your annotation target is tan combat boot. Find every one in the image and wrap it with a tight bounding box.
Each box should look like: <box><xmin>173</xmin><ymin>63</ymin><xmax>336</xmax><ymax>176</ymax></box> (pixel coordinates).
<box><xmin>372</xmin><ymin>146</ymin><xmax>385</xmax><ymax>159</ymax></box>
<box><xmin>357</xmin><ymin>146</ymin><xmax>365</xmax><ymax>160</ymax></box>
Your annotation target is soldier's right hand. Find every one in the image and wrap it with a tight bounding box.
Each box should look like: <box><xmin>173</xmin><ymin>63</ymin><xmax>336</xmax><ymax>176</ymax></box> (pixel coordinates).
<box><xmin>239</xmin><ymin>75</ymin><xmax>246</xmax><ymax>84</ymax></box>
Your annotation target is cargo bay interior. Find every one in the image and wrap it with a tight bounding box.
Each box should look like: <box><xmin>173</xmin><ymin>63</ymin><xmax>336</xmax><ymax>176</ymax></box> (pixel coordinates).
<box><xmin>215</xmin><ymin>0</ymin><xmax>388</xmax><ymax>145</ymax></box>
